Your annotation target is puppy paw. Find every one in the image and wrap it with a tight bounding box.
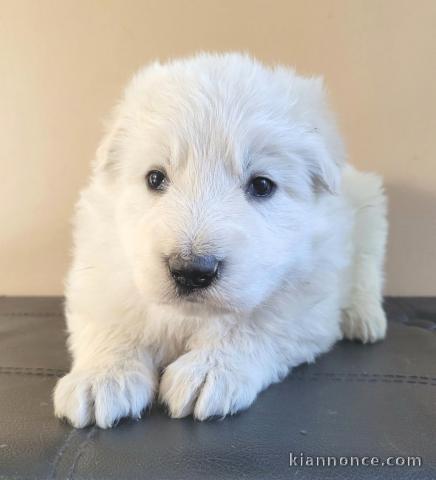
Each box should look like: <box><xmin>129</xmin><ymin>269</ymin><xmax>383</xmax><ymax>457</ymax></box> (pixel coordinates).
<box><xmin>159</xmin><ymin>351</ymin><xmax>258</xmax><ymax>420</ymax></box>
<box><xmin>342</xmin><ymin>302</ymin><xmax>387</xmax><ymax>344</ymax></box>
<box><xmin>54</xmin><ymin>364</ymin><xmax>156</xmax><ymax>428</ymax></box>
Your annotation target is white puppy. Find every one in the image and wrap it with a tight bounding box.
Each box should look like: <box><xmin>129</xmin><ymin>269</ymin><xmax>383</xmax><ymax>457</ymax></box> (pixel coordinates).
<box><xmin>54</xmin><ymin>53</ymin><xmax>388</xmax><ymax>428</ymax></box>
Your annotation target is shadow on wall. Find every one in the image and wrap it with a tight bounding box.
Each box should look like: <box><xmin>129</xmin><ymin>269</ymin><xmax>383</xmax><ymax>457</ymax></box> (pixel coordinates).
<box><xmin>385</xmin><ymin>183</ymin><xmax>436</xmax><ymax>296</ymax></box>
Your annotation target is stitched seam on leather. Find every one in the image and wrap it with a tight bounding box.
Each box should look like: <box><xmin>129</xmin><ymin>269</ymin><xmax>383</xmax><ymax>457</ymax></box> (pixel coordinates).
<box><xmin>0</xmin><ymin>312</ymin><xmax>63</xmax><ymax>317</ymax></box>
<box><xmin>304</xmin><ymin>372</ymin><xmax>436</xmax><ymax>380</ymax></box>
<box><xmin>47</xmin><ymin>429</ymin><xmax>77</xmax><ymax>480</ymax></box>
<box><xmin>292</xmin><ymin>372</ymin><xmax>436</xmax><ymax>385</ymax></box>
<box><xmin>1</xmin><ymin>367</ymin><xmax>436</xmax><ymax>383</ymax></box>
<box><xmin>0</xmin><ymin>366</ymin><xmax>67</xmax><ymax>377</ymax></box>
<box><xmin>0</xmin><ymin>476</ymin><xmax>41</xmax><ymax>479</ymax></box>
<box><xmin>66</xmin><ymin>427</ymin><xmax>96</xmax><ymax>480</ymax></box>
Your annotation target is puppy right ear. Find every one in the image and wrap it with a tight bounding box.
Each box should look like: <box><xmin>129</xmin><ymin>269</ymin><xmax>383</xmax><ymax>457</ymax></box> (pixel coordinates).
<box><xmin>92</xmin><ymin>104</ymin><xmax>128</xmax><ymax>178</ymax></box>
<box><xmin>93</xmin><ymin>127</ymin><xmax>122</xmax><ymax>176</ymax></box>
<box><xmin>93</xmin><ymin>61</ymin><xmax>162</xmax><ymax>178</ymax></box>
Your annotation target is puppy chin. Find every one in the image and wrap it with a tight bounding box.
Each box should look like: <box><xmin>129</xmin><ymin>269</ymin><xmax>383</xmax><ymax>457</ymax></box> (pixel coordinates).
<box><xmin>155</xmin><ymin>282</ymin><xmax>252</xmax><ymax>316</ymax></box>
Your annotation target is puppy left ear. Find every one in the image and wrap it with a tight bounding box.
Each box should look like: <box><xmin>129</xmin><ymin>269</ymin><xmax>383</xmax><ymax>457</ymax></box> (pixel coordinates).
<box><xmin>303</xmin><ymin>77</ymin><xmax>345</xmax><ymax>195</ymax></box>
<box><xmin>282</xmin><ymin>72</ymin><xmax>345</xmax><ymax>195</ymax></box>
<box><xmin>304</xmin><ymin>130</ymin><xmax>342</xmax><ymax>194</ymax></box>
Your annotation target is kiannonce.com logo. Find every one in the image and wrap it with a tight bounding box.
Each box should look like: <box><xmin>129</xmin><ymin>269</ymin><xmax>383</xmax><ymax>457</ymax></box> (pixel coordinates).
<box><xmin>289</xmin><ymin>452</ymin><xmax>422</xmax><ymax>468</ymax></box>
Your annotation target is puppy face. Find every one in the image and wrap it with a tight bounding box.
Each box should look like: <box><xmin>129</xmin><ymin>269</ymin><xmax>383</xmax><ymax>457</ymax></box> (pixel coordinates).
<box><xmin>99</xmin><ymin>55</ymin><xmax>343</xmax><ymax>314</ymax></box>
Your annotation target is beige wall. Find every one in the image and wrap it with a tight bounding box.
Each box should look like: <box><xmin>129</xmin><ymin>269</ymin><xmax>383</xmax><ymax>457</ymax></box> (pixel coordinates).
<box><xmin>1</xmin><ymin>0</ymin><xmax>435</xmax><ymax>296</ymax></box>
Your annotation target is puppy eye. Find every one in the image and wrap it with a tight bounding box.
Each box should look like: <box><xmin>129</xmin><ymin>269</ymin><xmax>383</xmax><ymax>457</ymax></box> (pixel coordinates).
<box><xmin>247</xmin><ymin>176</ymin><xmax>275</xmax><ymax>198</ymax></box>
<box><xmin>146</xmin><ymin>170</ymin><xmax>167</xmax><ymax>191</ymax></box>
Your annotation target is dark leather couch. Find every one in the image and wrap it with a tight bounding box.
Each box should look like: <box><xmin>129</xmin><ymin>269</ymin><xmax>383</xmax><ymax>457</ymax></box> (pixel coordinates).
<box><xmin>1</xmin><ymin>296</ymin><xmax>435</xmax><ymax>479</ymax></box>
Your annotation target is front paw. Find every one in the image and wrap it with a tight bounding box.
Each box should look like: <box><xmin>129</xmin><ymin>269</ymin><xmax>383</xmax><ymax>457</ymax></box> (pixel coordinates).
<box><xmin>54</xmin><ymin>364</ymin><xmax>156</xmax><ymax>429</ymax></box>
<box><xmin>159</xmin><ymin>351</ymin><xmax>259</xmax><ymax>420</ymax></box>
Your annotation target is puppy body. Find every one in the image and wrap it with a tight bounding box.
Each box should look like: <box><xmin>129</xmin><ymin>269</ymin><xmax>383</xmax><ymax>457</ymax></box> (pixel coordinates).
<box><xmin>54</xmin><ymin>53</ymin><xmax>387</xmax><ymax>428</ymax></box>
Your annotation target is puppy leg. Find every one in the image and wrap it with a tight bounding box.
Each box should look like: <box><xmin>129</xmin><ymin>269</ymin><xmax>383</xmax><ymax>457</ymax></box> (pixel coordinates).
<box><xmin>54</xmin><ymin>315</ymin><xmax>156</xmax><ymax>429</ymax></box>
<box><xmin>160</xmin><ymin>307</ymin><xmax>339</xmax><ymax>420</ymax></box>
<box><xmin>159</xmin><ymin>341</ymin><xmax>281</xmax><ymax>420</ymax></box>
<box><xmin>341</xmin><ymin>166</ymin><xmax>388</xmax><ymax>343</ymax></box>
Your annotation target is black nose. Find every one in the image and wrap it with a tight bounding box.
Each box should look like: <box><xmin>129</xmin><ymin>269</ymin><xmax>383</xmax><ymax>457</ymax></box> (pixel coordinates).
<box><xmin>168</xmin><ymin>254</ymin><xmax>219</xmax><ymax>291</ymax></box>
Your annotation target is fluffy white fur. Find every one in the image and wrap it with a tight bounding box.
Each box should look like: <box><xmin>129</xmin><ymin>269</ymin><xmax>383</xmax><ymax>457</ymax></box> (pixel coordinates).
<box><xmin>54</xmin><ymin>53</ymin><xmax>388</xmax><ymax>428</ymax></box>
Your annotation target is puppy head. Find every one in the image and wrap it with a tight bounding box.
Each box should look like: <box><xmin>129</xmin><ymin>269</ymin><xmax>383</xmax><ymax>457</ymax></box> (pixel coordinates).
<box><xmin>95</xmin><ymin>53</ymin><xmax>345</xmax><ymax>314</ymax></box>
